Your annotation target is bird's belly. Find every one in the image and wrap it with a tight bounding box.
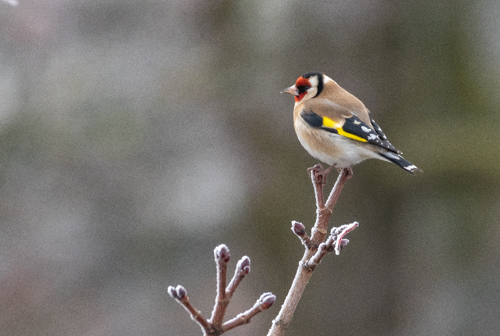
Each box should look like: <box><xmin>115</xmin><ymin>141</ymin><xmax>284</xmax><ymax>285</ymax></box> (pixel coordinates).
<box><xmin>295</xmin><ymin>119</ymin><xmax>381</xmax><ymax>168</ymax></box>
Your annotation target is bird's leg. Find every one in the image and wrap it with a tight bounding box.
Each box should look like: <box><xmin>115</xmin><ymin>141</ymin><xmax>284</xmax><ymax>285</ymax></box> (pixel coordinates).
<box><xmin>308</xmin><ymin>163</ymin><xmax>337</xmax><ymax>186</ymax></box>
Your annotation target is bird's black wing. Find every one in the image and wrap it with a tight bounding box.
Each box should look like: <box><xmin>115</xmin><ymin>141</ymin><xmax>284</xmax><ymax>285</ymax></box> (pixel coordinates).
<box><xmin>300</xmin><ymin>110</ymin><xmax>401</xmax><ymax>154</ymax></box>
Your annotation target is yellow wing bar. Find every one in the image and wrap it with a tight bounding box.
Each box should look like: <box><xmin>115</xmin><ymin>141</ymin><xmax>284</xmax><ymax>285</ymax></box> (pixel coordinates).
<box><xmin>322</xmin><ymin>117</ymin><xmax>368</xmax><ymax>143</ymax></box>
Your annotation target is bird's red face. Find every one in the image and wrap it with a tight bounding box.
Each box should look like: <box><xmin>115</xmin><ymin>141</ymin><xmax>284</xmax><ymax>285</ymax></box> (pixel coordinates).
<box><xmin>281</xmin><ymin>76</ymin><xmax>313</xmax><ymax>102</ymax></box>
<box><xmin>294</xmin><ymin>77</ymin><xmax>312</xmax><ymax>102</ymax></box>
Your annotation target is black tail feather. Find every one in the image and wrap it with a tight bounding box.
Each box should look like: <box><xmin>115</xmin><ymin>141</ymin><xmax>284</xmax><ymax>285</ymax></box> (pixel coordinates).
<box><xmin>379</xmin><ymin>152</ymin><xmax>422</xmax><ymax>175</ymax></box>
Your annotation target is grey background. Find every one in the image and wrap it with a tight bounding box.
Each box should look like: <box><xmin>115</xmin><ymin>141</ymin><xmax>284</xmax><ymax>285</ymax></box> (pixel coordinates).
<box><xmin>0</xmin><ymin>1</ymin><xmax>499</xmax><ymax>335</ymax></box>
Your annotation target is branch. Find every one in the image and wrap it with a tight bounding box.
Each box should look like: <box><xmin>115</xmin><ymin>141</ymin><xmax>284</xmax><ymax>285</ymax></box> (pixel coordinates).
<box><xmin>222</xmin><ymin>293</ymin><xmax>276</xmax><ymax>333</ymax></box>
<box><xmin>210</xmin><ymin>244</ymin><xmax>231</xmax><ymax>329</ymax></box>
<box><xmin>169</xmin><ymin>244</ymin><xmax>275</xmax><ymax>336</ymax></box>
<box><xmin>291</xmin><ymin>221</ymin><xmax>312</xmax><ymax>249</ymax></box>
<box><xmin>226</xmin><ymin>256</ymin><xmax>251</xmax><ymax>298</ymax></box>
<box><xmin>267</xmin><ymin>167</ymin><xmax>358</xmax><ymax>336</ymax></box>
<box><xmin>168</xmin><ymin>285</ymin><xmax>213</xmax><ymax>334</ymax></box>
<box><xmin>332</xmin><ymin>222</ymin><xmax>359</xmax><ymax>255</ymax></box>
<box><xmin>308</xmin><ymin>222</ymin><xmax>359</xmax><ymax>267</ymax></box>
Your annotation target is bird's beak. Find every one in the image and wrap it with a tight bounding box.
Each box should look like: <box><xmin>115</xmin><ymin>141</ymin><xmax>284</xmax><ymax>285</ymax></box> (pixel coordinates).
<box><xmin>280</xmin><ymin>85</ymin><xmax>299</xmax><ymax>96</ymax></box>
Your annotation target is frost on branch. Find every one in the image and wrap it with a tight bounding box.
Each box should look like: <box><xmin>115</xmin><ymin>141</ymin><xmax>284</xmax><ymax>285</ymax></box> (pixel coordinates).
<box><xmin>331</xmin><ymin>222</ymin><xmax>359</xmax><ymax>255</ymax></box>
<box><xmin>168</xmin><ymin>285</ymin><xmax>186</xmax><ymax>300</ymax></box>
<box><xmin>169</xmin><ymin>244</ymin><xmax>275</xmax><ymax>336</ymax></box>
<box><xmin>307</xmin><ymin>222</ymin><xmax>359</xmax><ymax>267</ymax></box>
<box><xmin>292</xmin><ymin>221</ymin><xmax>312</xmax><ymax>248</ymax></box>
<box><xmin>215</xmin><ymin>244</ymin><xmax>231</xmax><ymax>263</ymax></box>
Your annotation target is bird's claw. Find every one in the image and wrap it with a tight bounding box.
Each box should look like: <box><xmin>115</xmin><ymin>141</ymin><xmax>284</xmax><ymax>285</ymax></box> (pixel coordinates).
<box><xmin>308</xmin><ymin>164</ymin><xmax>336</xmax><ymax>185</ymax></box>
<box><xmin>337</xmin><ymin>167</ymin><xmax>354</xmax><ymax>179</ymax></box>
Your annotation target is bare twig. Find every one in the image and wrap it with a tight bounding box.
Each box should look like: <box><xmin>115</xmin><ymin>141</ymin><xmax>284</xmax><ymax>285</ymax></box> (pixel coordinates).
<box><xmin>169</xmin><ymin>245</ymin><xmax>275</xmax><ymax>336</ymax></box>
<box><xmin>291</xmin><ymin>221</ymin><xmax>312</xmax><ymax>249</ymax></box>
<box><xmin>226</xmin><ymin>256</ymin><xmax>251</xmax><ymax>298</ymax></box>
<box><xmin>222</xmin><ymin>293</ymin><xmax>276</xmax><ymax>333</ymax></box>
<box><xmin>308</xmin><ymin>222</ymin><xmax>358</xmax><ymax>267</ymax></box>
<box><xmin>307</xmin><ymin>164</ymin><xmax>326</xmax><ymax>208</ymax></box>
<box><xmin>168</xmin><ymin>285</ymin><xmax>214</xmax><ymax>334</ymax></box>
<box><xmin>210</xmin><ymin>244</ymin><xmax>231</xmax><ymax>329</ymax></box>
<box><xmin>332</xmin><ymin>222</ymin><xmax>359</xmax><ymax>255</ymax></box>
<box><xmin>267</xmin><ymin>167</ymin><xmax>358</xmax><ymax>336</ymax></box>
<box><xmin>307</xmin><ymin>242</ymin><xmax>328</xmax><ymax>267</ymax></box>
<box><xmin>325</xmin><ymin>168</ymin><xmax>352</xmax><ymax>212</ymax></box>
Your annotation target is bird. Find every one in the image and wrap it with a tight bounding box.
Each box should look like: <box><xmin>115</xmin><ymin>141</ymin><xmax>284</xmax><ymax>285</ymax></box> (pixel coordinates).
<box><xmin>281</xmin><ymin>72</ymin><xmax>421</xmax><ymax>180</ymax></box>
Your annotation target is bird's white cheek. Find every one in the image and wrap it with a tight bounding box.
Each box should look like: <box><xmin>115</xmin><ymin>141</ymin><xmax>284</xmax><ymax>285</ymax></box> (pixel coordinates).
<box><xmin>293</xmin><ymin>89</ymin><xmax>317</xmax><ymax>107</ymax></box>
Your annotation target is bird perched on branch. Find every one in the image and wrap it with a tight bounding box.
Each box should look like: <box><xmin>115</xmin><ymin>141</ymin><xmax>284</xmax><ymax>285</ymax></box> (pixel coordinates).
<box><xmin>282</xmin><ymin>72</ymin><xmax>421</xmax><ymax>180</ymax></box>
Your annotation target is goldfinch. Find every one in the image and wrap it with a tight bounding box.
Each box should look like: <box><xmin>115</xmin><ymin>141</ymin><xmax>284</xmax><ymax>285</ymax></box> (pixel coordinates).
<box><xmin>282</xmin><ymin>72</ymin><xmax>421</xmax><ymax>175</ymax></box>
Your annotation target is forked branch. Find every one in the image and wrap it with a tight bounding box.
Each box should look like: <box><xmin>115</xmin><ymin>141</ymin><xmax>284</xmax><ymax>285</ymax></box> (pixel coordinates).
<box><xmin>267</xmin><ymin>166</ymin><xmax>359</xmax><ymax>336</ymax></box>
<box><xmin>169</xmin><ymin>244</ymin><xmax>275</xmax><ymax>336</ymax></box>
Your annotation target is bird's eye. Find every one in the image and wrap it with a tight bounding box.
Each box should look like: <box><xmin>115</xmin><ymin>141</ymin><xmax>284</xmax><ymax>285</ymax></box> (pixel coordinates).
<box><xmin>298</xmin><ymin>85</ymin><xmax>311</xmax><ymax>93</ymax></box>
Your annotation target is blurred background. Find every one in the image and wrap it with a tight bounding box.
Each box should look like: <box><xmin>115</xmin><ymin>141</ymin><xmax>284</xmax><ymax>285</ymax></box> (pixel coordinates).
<box><xmin>0</xmin><ymin>0</ymin><xmax>499</xmax><ymax>335</ymax></box>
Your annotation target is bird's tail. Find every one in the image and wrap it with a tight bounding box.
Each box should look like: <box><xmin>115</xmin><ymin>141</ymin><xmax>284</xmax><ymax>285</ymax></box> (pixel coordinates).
<box><xmin>379</xmin><ymin>152</ymin><xmax>422</xmax><ymax>175</ymax></box>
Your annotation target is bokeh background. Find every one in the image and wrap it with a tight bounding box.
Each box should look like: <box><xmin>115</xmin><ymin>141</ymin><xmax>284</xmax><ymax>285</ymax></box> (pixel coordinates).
<box><xmin>0</xmin><ymin>0</ymin><xmax>499</xmax><ymax>335</ymax></box>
